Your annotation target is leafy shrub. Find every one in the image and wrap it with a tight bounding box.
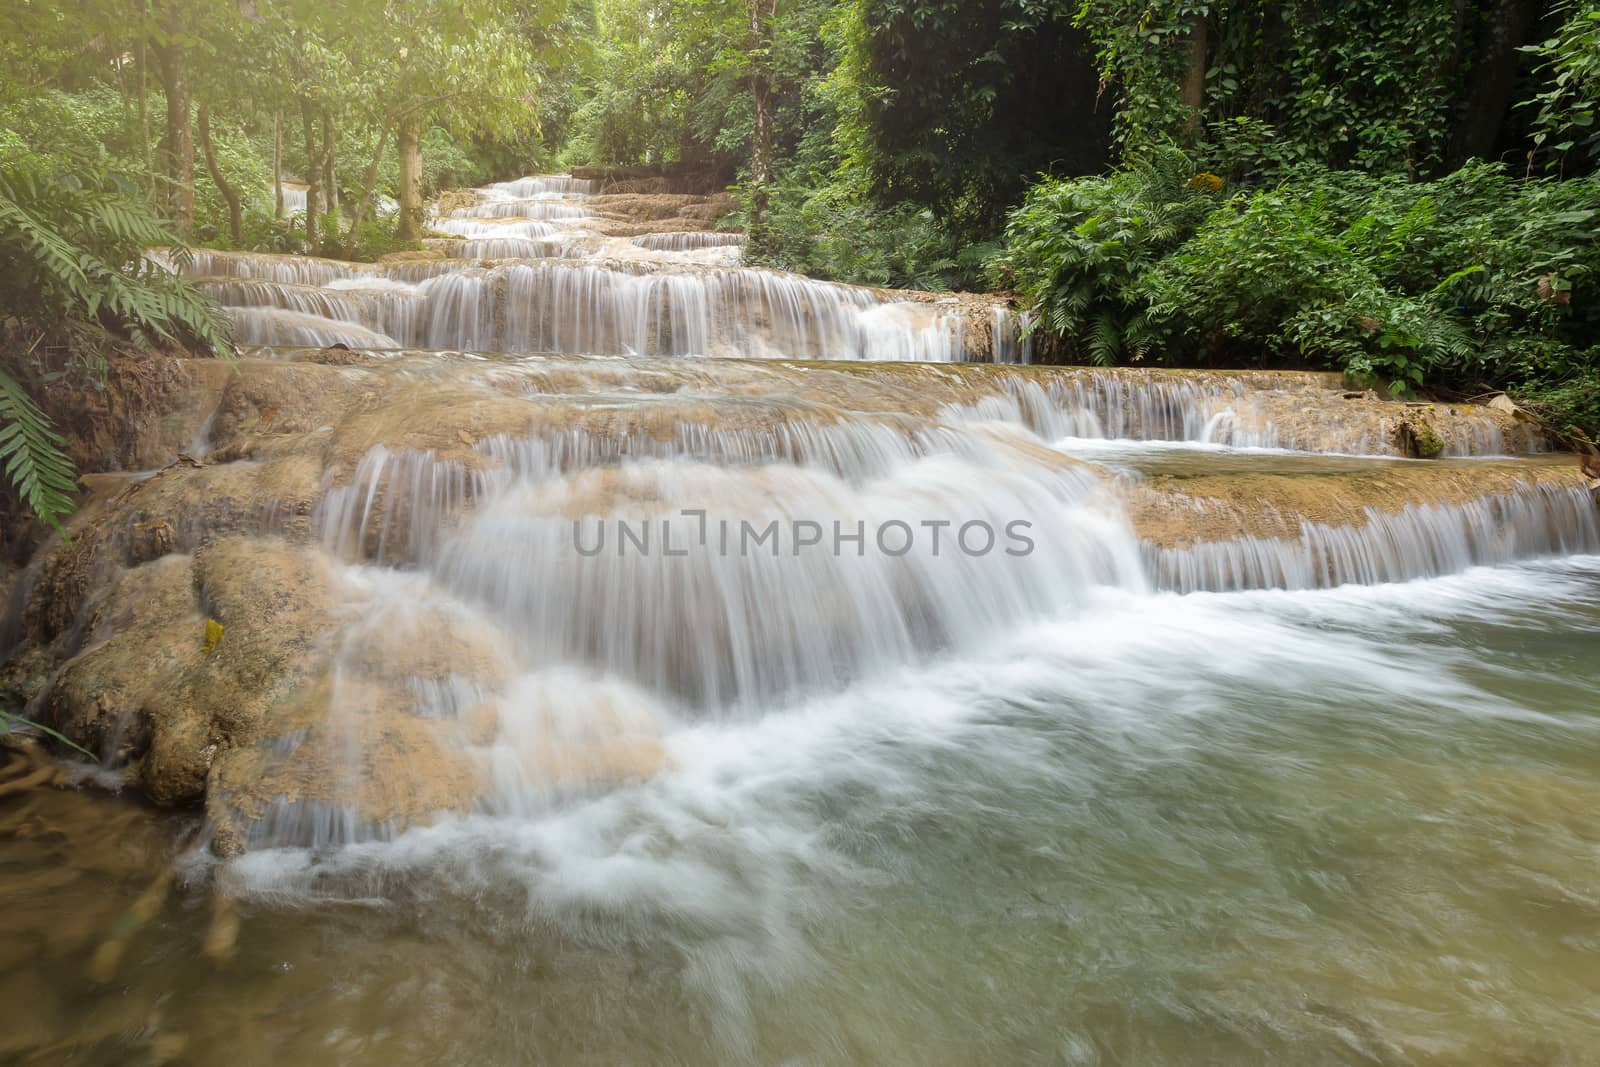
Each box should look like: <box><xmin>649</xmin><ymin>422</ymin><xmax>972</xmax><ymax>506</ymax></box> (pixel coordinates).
<box><xmin>747</xmin><ymin>180</ymin><xmax>980</xmax><ymax>291</ymax></box>
<box><xmin>994</xmin><ymin>147</ymin><xmax>1219</xmax><ymax>363</ymax></box>
<box><xmin>1522</xmin><ymin>0</ymin><xmax>1600</xmax><ymax>169</ymax></box>
<box><xmin>0</xmin><ymin>87</ymin><xmax>139</xmax><ymax>167</ymax></box>
<box><xmin>1001</xmin><ymin>155</ymin><xmax>1600</xmax><ymax>428</ymax></box>
<box><xmin>1143</xmin><ymin>165</ymin><xmax>1598</xmax><ymax>391</ymax></box>
<box><xmin>236</xmin><ymin>205</ymin><xmax>307</xmax><ymax>255</ymax></box>
<box><xmin>421</xmin><ymin>126</ymin><xmax>492</xmax><ymax>194</ymax></box>
<box><xmin>336</xmin><ymin>218</ymin><xmax>423</xmax><ymax>263</ymax></box>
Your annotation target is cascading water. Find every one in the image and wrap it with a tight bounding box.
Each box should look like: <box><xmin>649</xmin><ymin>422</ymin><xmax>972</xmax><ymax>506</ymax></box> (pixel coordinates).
<box><xmin>632</xmin><ymin>231</ymin><xmax>749</xmax><ymax>251</ymax></box>
<box><xmin>991</xmin><ymin>305</ymin><xmax>1035</xmax><ymax>364</ymax></box>
<box><xmin>180</xmin><ymin>173</ymin><xmax>981</xmax><ymax>361</ymax></box>
<box><xmin>276</xmin><ymin>178</ymin><xmax>308</xmax><ymax>215</ymax></box>
<box><xmin>153</xmin><ymin>328</ymin><xmax>1580</xmax><ymax>855</ymax></box>
<box><xmin>430</xmin><ymin>217</ymin><xmax>559</xmax><ymax>238</ymax></box>
<box><xmin>455</xmin><ymin>199</ymin><xmax>597</xmax><ymax>220</ymax></box>
<box><xmin>11</xmin><ymin>174</ymin><xmax>1600</xmax><ymax>1065</ymax></box>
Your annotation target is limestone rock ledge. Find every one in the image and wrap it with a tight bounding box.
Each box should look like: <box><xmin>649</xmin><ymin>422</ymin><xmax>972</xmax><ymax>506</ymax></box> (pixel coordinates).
<box><xmin>1</xmin><ymin>352</ymin><xmax>1590</xmax><ymax>851</ymax></box>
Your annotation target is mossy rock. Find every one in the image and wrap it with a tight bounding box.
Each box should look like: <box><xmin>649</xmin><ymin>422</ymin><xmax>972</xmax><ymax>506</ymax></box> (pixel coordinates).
<box><xmin>1392</xmin><ymin>411</ymin><xmax>1445</xmax><ymax>459</ymax></box>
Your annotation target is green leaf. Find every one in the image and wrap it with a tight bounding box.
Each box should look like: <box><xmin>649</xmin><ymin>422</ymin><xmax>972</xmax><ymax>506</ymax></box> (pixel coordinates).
<box><xmin>0</xmin><ymin>709</ymin><xmax>96</xmax><ymax>759</ymax></box>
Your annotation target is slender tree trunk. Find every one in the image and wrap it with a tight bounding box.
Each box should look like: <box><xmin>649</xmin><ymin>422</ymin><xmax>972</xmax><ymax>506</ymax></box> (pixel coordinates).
<box><xmin>116</xmin><ymin>38</ymin><xmax>133</xmax><ymax>146</ymax></box>
<box><xmin>344</xmin><ymin>118</ymin><xmax>396</xmax><ymax>254</ymax></box>
<box><xmin>1180</xmin><ymin>11</ymin><xmax>1208</xmax><ymax>140</ymax></box>
<box><xmin>272</xmin><ymin>111</ymin><xmax>283</xmax><ymax>219</ymax></box>
<box><xmin>747</xmin><ymin>0</ymin><xmax>777</xmax><ymax>227</ymax></box>
<box><xmin>198</xmin><ymin>101</ymin><xmax>242</xmax><ymax>245</ymax></box>
<box><xmin>155</xmin><ymin>41</ymin><xmax>194</xmax><ymax>238</ymax></box>
<box><xmin>321</xmin><ymin>108</ymin><xmax>338</xmax><ymax>222</ymax></box>
<box><xmin>396</xmin><ymin>115</ymin><xmax>424</xmax><ymax>241</ymax></box>
<box><xmin>301</xmin><ymin>99</ymin><xmax>321</xmax><ymax>250</ymax></box>
<box><xmin>136</xmin><ymin>22</ymin><xmax>152</xmax><ymax>195</ymax></box>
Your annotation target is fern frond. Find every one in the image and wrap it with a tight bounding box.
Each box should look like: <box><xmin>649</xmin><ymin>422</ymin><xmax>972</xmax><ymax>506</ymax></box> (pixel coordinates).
<box><xmin>0</xmin><ymin>370</ymin><xmax>76</xmax><ymax>531</ymax></box>
<box><xmin>1086</xmin><ymin>312</ymin><xmax>1122</xmax><ymax>366</ymax></box>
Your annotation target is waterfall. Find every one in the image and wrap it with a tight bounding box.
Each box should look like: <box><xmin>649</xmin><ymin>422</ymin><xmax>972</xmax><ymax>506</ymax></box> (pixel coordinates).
<box><xmin>1147</xmin><ymin>483</ymin><xmax>1600</xmax><ymax>591</ymax></box>
<box><xmin>633</xmin><ymin>232</ymin><xmax>749</xmax><ymax>251</ymax></box>
<box><xmin>455</xmin><ymin>200</ymin><xmax>595</xmax><ymax>220</ymax></box>
<box><xmin>277</xmin><ymin>179</ymin><xmax>308</xmax><ymax>215</ymax></box>
<box><xmin>192</xmin><ymin>250</ymin><xmax>973</xmax><ymax>360</ymax></box>
<box><xmin>490</xmin><ymin>175</ymin><xmax>594</xmax><ymax>197</ymax></box>
<box><xmin>226</xmin><ymin>359</ymin><xmax>1592</xmax><ymax>850</ymax></box>
<box><xmin>991</xmin><ymin>306</ymin><xmax>1035</xmax><ymax>364</ymax></box>
<box><xmin>135</xmin><ymin>175</ymin><xmax>1592</xmax><ymax>853</ymax></box>
<box><xmin>939</xmin><ymin>372</ymin><xmax>1542</xmax><ymax>455</ymax></box>
<box><xmin>14</xmin><ymin>173</ymin><xmax>1600</xmax><ymax>1067</ymax></box>
<box><xmin>454</xmin><ymin>237</ymin><xmax>581</xmax><ymax>260</ymax></box>
<box><xmin>224</xmin><ymin>307</ymin><xmax>401</xmax><ymax>348</ymax></box>
<box><xmin>431</xmin><ymin>218</ymin><xmax>559</xmax><ymax>239</ymax></box>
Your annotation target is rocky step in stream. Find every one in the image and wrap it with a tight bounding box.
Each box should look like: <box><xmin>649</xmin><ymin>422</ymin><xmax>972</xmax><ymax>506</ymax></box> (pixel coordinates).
<box><xmin>2</xmin><ymin>340</ymin><xmax>1592</xmax><ymax>854</ymax></box>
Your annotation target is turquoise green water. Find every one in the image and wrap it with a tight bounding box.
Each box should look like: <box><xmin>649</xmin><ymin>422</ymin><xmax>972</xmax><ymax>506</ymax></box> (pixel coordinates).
<box><xmin>4</xmin><ymin>556</ymin><xmax>1599</xmax><ymax>1065</ymax></box>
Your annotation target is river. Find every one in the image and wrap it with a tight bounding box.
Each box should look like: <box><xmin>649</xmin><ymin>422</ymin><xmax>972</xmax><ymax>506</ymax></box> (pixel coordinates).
<box><xmin>2</xmin><ymin>175</ymin><xmax>1597</xmax><ymax>1065</ymax></box>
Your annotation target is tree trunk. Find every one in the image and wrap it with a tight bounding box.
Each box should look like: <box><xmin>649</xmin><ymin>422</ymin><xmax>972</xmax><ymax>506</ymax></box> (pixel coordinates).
<box><xmin>154</xmin><ymin>42</ymin><xmax>193</xmax><ymax>237</ymax></box>
<box><xmin>1180</xmin><ymin>11</ymin><xmax>1208</xmax><ymax>140</ymax></box>
<box><xmin>136</xmin><ymin>7</ymin><xmax>152</xmax><ymax>195</ymax></box>
<box><xmin>344</xmin><ymin>118</ymin><xmax>396</xmax><ymax>254</ymax></box>
<box><xmin>301</xmin><ymin>99</ymin><xmax>321</xmax><ymax>250</ymax></box>
<box><xmin>272</xmin><ymin>111</ymin><xmax>283</xmax><ymax>219</ymax></box>
<box><xmin>747</xmin><ymin>0</ymin><xmax>777</xmax><ymax>227</ymax></box>
<box><xmin>198</xmin><ymin>102</ymin><xmax>242</xmax><ymax>246</ymax></box>
<box><xmin>1449</xmin><ymin>0</ymin><xmax>1541</xmax><ymax>166</ymax></box>
<box><xmin>397</xmin><ymin>115</ymin><xmax>424</xmax><ymax>241</ymax></box>
<box><xmin>322</xmin><ymin>108</ymin><xmax>338</xmax><ymax>223</ymax></box>
<box><xmin>116</xmin><ymin>36</ymin><xmax>133</xmax><ymax>149</ymax></box>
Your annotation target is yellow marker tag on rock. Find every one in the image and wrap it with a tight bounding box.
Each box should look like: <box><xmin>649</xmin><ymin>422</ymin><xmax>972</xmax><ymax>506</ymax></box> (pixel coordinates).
<box><xmin>203</xmin><ymin>618</ymin><xmax>224</xmax><ymax>655</ymax></box>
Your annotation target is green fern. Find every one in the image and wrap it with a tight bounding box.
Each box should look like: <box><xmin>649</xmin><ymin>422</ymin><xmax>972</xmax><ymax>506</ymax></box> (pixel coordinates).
<box><xmin>0</xmin><ymin>152</ymin><xmax>233</xmax><ymax>529</ymax></box>
<box><xmin>1086</xmin><ymin>313</ymin><xmax>1122</xmax><ymax>366</ymax></box>
<box><xmin>0</xmin><ymin>371</ymin><xmax>76</xmax><ymax>532</ymax></box>
<box><xmin>999</xmin><ymin>145</ymin><xmax>1216</xmax><ymax>366</ymax></box>
<box><xmin>0</xmin><ymin>153</ymin><xmax>234</xmax><ymax>357</ymax></box>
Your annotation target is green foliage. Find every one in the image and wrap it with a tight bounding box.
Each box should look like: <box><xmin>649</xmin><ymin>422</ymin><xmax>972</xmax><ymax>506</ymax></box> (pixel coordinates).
<box><xmin>0</xmin><ymin>153</ymin><xmax>232</xmax><ymax>355</ymax></box>
<box><xmin>0</xmin><ymin>150</ymin><xmax>232</xmax><ymax>529</ymax></box>
<box><xmin>1144</xmin><ymin>166</ymin><xmax>1598</xmax><ymax>391</ymax></box>
<box><xmin>421</xmin><ymin>127</ymin><xmax>493</xmax><ymax>193</ymax></box>
<box><xmin>1076</xmin><ymin>0</ymin><xmax>1510</xmax><ymax>176</ymax></box>
<box><xmin>339</xmin><ymin>219</ymin><xmax>424</xmax><ymax>263</ymax></box>
<box><xmin>1141</xmin><ymin>181</ymin><xmax>1471</xmax><ymax>389</ymax></box>
<box><xmin>995</xmin><ymin>148</ymin><xmax>1219</xmax><ymax>363</ymax></box>
<box><xmin>0</xmin><ymin>86</ymin><xmax>138</xmax><ymax>166</ymax></box>
<box><xmin>0</xmin><ymin>370</ymin><xmax>77</xmax><ymax>532</ymax></box>
<box><xmin>1511</xmin><ymin>348</ymin><xmax>1600</xmax><ymax>440</ymax></box>
<box><xmin>846</xmin><ymin>0</ymin><xmax>1106</xmax><ymax>243</ymax></box>
<box><xmin>237</xmin><ymin>206</ymin><xmax>307</xmax><ymax>255</ymax></box>
<box><xmin>1071</xmin><ymin>0</ymin><xmax>1209</xmax><ymax>152</ymax></box>
<box><xmin>748</xmin><ymin>181</ymin><xmax>972</xmax><ymax>289</ymax></box>
<box><xmin>563</xmin><ymin>0</ymin><xmax>700</xmax><ymax>166</ymax></box>
<box><xmin>1521</xmin><ymin>0</ymin><xmax>1600</xmax><ymax>169</ymax></box>
<box><xmin>1003</xmin><ymin>156</ymin><xmax>1600</xmax><ymax>428</ymax></box>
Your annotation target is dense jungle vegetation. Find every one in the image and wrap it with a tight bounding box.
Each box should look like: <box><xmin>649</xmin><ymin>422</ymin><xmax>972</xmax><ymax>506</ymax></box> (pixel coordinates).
<box><xmin>1</xmin><ymin>0</ymin><xmax>1598</xmax><ymax>527</ymax></box>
